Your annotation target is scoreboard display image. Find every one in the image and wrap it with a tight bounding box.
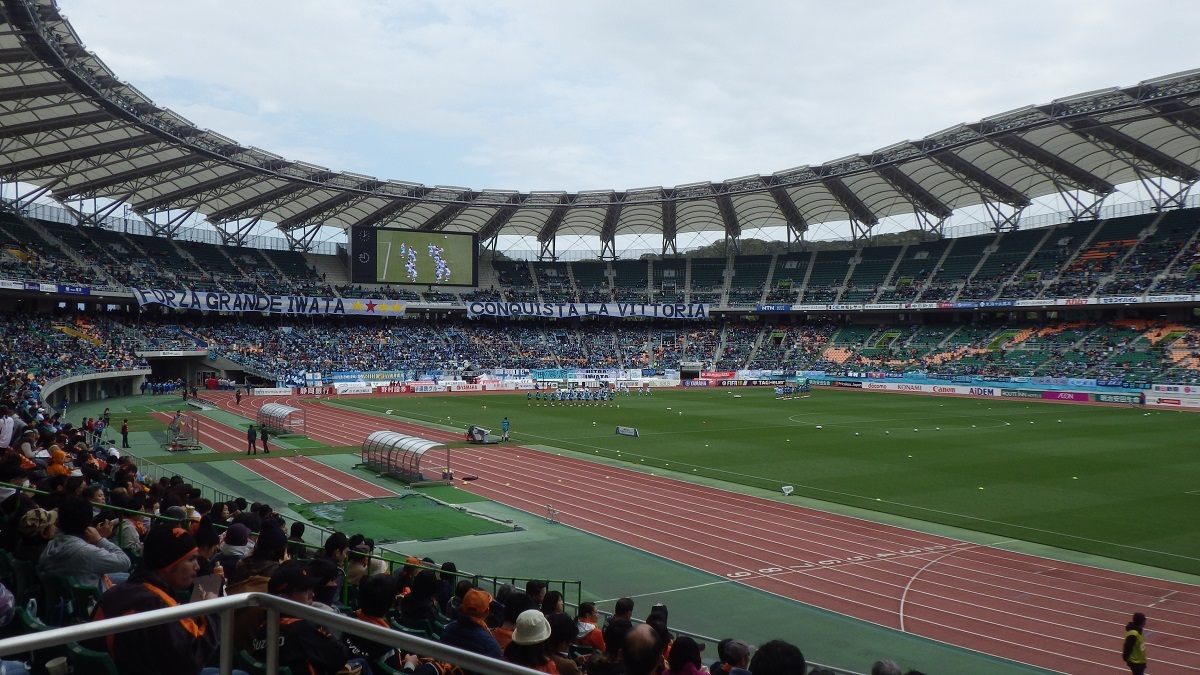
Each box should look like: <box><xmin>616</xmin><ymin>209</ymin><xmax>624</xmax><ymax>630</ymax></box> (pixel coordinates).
<box><xmin>350</xmin><ymin>226</ymin><xmax>479</xmax><ymax>286</ymax></box>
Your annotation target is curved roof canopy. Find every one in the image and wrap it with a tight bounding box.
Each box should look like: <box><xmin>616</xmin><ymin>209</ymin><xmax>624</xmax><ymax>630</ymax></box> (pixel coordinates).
<box><xmin>2</xmin><ymin>0</ymin><xmax>1200</xmax><ymax>257</ymax></box>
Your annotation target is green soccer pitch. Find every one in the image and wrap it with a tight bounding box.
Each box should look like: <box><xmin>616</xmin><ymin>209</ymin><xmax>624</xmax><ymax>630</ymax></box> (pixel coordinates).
<box><xmin>336</xmin><ymin>388</ymin><xmax>1200</xmax><ymax>575</ymax></box>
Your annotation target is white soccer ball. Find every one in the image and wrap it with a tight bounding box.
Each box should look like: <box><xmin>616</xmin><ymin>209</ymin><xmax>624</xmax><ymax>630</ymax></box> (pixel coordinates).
<box><xmin>385</xmin><ymin>409</ymin><xmax>393</xmax><ymax>415</ymax></box>
<box><xmin>815</xmin><ymin>425</ymin><xmax>823</xmax><ymax>429</ymax></box>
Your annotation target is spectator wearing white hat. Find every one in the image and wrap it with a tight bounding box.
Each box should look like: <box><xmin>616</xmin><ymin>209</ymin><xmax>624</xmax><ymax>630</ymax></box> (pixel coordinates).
<box><xmin>504</xmin><ymin>609</ymin><xmax>556</xmax><ymax>674</ymax></box>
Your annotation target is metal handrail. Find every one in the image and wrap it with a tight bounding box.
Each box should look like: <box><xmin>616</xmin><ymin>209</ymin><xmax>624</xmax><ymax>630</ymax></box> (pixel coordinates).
<box><xmin>0</xmin><ymin>592</ymin><xmax>545</xmax><ymax>675</ymax></box>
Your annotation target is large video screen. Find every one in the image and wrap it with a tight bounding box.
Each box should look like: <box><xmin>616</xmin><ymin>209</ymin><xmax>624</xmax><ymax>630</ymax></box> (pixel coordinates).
<box><xmin>350</xmin><ymin>226</ymin><xmax>478</xmax><ymax>287</ymax></box>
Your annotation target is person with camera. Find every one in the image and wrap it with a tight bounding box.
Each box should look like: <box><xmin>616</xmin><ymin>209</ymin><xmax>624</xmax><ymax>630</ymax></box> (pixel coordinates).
<box><xmin>38</xmin><ymin>497</ymin><xmax>130</xmax><ymax>590</ymax></box>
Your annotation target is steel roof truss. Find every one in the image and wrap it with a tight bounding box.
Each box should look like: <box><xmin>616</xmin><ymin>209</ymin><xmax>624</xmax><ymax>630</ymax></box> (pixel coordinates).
<box><xmin>275</xmin><ymin>191</ymin><xmax>363</xmax><ymax>230</ymax></box>
<box><xmin>928</xmin><ymin>149</ymin><xmax>1031</xmax><ymax>208</ymax></box>
<box><xmin>1067</xmin><ymin>118</ymin><xmax>1200</xmax><ymax>182</ymax></box>
<box><xmin>477</xmin><ymin>203</ymin><xmax>520</xmax><ymax>244</ymax></box>
<box><xmin>0</xmin><ymin>81</ymin><xmax>73</xmax><ymax>103</ymax></box>
<box><xmin>987</xmin><ymin>136</ymin><xmax>1111</xmax><ymax>221</ymax></box>
<box><xmin>206</xmin><ymin>183</ymin><xmax>312</xmax><ymax>225</ymax></box>
<box><xmin>2</xmin><ymin>133</ymin><xmax>159</xmax><ymax>176</ymax></box>
<box><xmin>419</xmin><ymin>202</ymin><xmax>470</xmax><ymax>231</ymax></box>
<box><xmin>0</xmin><ymin>109</ymin><xmax>112</xmax><ymax>139</ymax></box>
<box><xmin>352</xmin><ymin>200</ymin><xmax>417</xmax><ymax>230</ymax></box>
<box><xmin>130</xmin><ymin>168</ymin><xmax>252</xmax><ymax>212</ymax></box>
<box><xmin>55</xmin><ymin>154</ymin><xmax>206</xmax><ymax>198</ymax></box>
<box><xmin>872</xmin><ymin>164</ymin><xmax>954</xmax><ymax>220</ymax></box>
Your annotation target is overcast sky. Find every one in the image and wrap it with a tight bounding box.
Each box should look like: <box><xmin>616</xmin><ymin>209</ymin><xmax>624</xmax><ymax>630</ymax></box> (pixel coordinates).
<box><xmin>58</xmin><ymin>0</ymin><xmax>1200</xmax><ymax>199</ymax></box>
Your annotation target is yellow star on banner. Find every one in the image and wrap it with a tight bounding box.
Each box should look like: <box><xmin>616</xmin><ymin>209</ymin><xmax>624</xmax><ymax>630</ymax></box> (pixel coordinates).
<box><xmin>378</xmin><ymin>302</ymin><xmax>391</xmax><ymax>313</ymax></box>
<box><xmin>352</xmin><ymin>301</ymin><xmax>364</xmax><ymax>311</ymax></box>
<box><xmin>392</xmin><ymin>303</ymin><xmax>404</xmax><ymax>312</ymax></box>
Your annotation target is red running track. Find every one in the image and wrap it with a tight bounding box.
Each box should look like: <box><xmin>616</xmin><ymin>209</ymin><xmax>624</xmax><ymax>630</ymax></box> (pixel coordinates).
<box><xmin>149</xmin><ymin>411</ymin><xmax>394</xmax><ymax>503</ymax></box>
<box><xmin>204</xmin><ymin>392</ymin><xmax>1200</xmax><ymax>673</ymax></box>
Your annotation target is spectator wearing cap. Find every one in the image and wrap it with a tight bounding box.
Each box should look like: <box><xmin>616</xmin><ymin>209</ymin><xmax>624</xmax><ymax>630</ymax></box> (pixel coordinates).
<box><xmin>212</xmin><ymin>522</ymin><xmax>251</xmax><ymax>579</ymax></box>
<box><xmin>574</xmin><ymin>601</ymin><xmax>606</xmax><ymax>652</ymax></box>
<box><xmin>14</xmin><ymin>507</ymin><xmax>56</xmax><ymax>563</ymax></box>
<box><xmin>394</xmin><ymin>555</ymin><xmax>422</xmax><ymax>596</ymax></box>
<box><xmin>547</xmin><ymin>612</ymin><xmax>583</xmax><ymax>675</ymax></box>
<box><xmin>747</xmin><ymin>640</ymin><xmax>805</xmax><ymax>675</ymax></box>
<box><xmin>90</xmin><ymin>524</ymin><xmax>224</xmax><ymax>675</ymax></box>
<box><xmin>39</xmin><ymin>497</ymin><xmax>129</xmax><ymax>590</ymax></box>
<box><xmin>504</xmin><ymin>609</ymin><xmax>556</xmax><ymax>673</ymax></box>
<box><xmin>253</xmin><ymin>560</ymin><xmax>368</xmax><ymax>675</ymax></box>
<box><xmin>16</xmin><ymin>429</ymin><xmax>45</xmax><ymax>470</ymax></box>
<box><xmin>722</xmin><ymin>640</ymin><xmax>753</xmax><ymax>675</ymax></box>
<box><xmin>441</xmin><ymin>588</ymin><xmax>503</xmax><ymax>659</ymax></box>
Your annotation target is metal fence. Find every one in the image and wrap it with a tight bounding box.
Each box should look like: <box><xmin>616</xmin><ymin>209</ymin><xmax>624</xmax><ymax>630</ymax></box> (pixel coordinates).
<box><xmin>0</xmin><ymin>592</ymin><xmax>539</xmax><ymax>675</ymax></box>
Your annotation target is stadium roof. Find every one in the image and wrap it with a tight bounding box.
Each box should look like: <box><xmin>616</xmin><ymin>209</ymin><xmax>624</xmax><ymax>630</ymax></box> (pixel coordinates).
<box><xmin>2</xmin><ymin>0</ymin><xmax>1200</xmax><ymax>257</ymax></box>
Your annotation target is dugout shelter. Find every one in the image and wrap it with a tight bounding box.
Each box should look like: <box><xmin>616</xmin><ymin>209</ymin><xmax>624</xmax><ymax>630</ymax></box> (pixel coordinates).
<box><xmin>256</xmin><ymin>403</ymin><xmax>305</xmax><ymax>436</ymax></box>
<box><xmin>361</xmin><ymin>431</ymin><xmax>444</xmax><ymax>482</ymax></box>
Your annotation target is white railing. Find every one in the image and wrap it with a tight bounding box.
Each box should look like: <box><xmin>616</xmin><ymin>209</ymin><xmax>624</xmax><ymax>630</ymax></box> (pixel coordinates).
<box><xmin>0</xmin><ymin>592</ymin><xmax>540</xmax><ymax>675</ymax></box>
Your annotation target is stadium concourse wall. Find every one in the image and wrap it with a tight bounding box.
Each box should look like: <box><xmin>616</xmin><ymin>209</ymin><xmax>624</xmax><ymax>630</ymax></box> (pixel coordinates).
<box><xmin>261</xmin><ymin>372</ymin><xmax>1200</xmax><ymax>410</ymax></box>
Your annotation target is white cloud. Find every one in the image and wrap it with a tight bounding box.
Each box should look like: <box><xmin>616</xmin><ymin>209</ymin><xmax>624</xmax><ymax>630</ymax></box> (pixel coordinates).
<box><xmin>59</xmin><ymin>0</ymin><xmax>1200</xmax><ymax>194</ymax></box>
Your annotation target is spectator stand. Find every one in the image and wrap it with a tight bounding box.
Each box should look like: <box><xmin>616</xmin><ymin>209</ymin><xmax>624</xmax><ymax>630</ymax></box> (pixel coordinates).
<box><xmin>164</xmin><ymin>411</ymin><xmax>202</xmax><ymax>452</ymax></box>
<box><xmin>361</xmin><ymin>431</ymin><xmax>446</xmax><ymax>482</ymax></box>
<box><xmin>256</xmin><ymin>402</ymin><xmax>305</xmax><ymax>436</ymax></box>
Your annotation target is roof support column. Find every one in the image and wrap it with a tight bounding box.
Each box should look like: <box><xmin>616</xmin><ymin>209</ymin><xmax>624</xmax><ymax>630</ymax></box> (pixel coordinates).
<box><xmin>660</xmin><ymin>199</ymin><xmax>678</xmax><ymax>257</ymax></box>
<box><xmin>1139</xmin><ymin>175</ymin><xmax>1195</xmax><ymax>211</ymax></box>
<box><xmin>282</xmin><ymin>224</ymin><xmax>322</xmax><ymax>252</ymax></box>
<box><xmin>981</xmin><ymin>200</ymin><xmax>1025</xmax><ymax>232</ymax></box>
<box><xmin>144</xmin><ymin>208</ymin><xmax>195</xmax><ymax>239</ymax></box>
<box><xmin>215</xmin><ymin>216</ymin><xmax>261</xmax><ymax>247</ymax></box>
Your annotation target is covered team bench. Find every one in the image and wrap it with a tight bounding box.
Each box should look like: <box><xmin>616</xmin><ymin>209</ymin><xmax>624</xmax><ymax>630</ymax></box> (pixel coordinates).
<box><xmin>256</xmin><ymin>402</ymin><xmax>305</xmax><ymax>435</ymax></box>
<box><xmin>361</xmin><ymin>431</ymin><xmax>446</xmax><ymax>482</ymax></box>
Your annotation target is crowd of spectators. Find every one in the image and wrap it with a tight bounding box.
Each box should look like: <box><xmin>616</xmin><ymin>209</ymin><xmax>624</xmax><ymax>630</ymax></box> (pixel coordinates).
<box><xmin>0</xmin><ymin>373</ymin><xmax>925</xmax><ymax>674</ymax></box>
